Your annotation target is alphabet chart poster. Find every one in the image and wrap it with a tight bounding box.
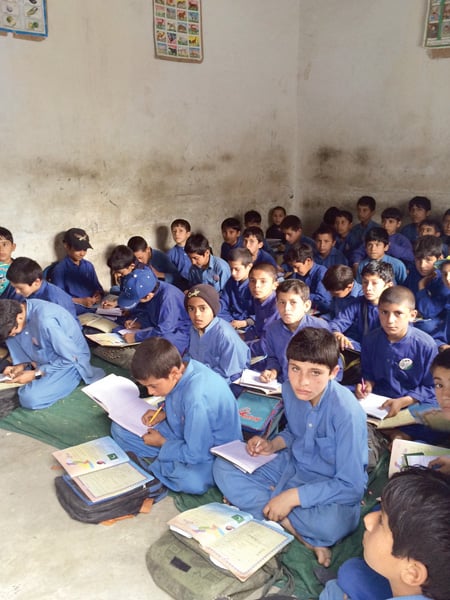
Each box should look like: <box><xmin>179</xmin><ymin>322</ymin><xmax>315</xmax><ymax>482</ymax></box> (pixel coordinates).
<box><xmin>153</xmin><ymin>0</ymin><xmax>203</xmax><ymax>63</ymax></box>
<box><xmin>0</xmin><ymin>0</ymin><xmax>47</xmax><ymax>37</ymax></box>
<box><xmin>424</xmin><ymin>0</ymin><xmax>450</xmax><ymax>48</ymax></box>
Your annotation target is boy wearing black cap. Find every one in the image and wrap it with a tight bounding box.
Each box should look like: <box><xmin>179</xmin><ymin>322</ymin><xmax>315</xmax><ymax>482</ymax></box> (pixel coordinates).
<box><xmin>185</xmin><ymin>284</ymin><xmax>250</xmax><ymax>383</ymax></box>
<box><xmin>52</xmin><ymin>228</ymin><xmax>103</xmax><ymax>315</ymax></box>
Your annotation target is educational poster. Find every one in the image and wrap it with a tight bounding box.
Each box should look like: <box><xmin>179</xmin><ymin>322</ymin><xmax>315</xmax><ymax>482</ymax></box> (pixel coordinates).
<box><xmin>424</xmin><ymin>0</ymin><xmax>450</xmax><ymax>48</ymax></box>
<box><xmin>153</xmin><ymin>0</ymin><xmax>203</xmax><ymax>63</ymax></box>
<box><xmin>0</xmin><ymin>0</ymin><xmax>47</xmax><ymax>37</ymax></box>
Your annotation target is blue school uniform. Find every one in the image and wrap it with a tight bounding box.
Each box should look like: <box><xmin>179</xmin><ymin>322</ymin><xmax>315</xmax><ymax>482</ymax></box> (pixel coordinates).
<box><xmin>213</xmin><ymin>378</ymin><xmax>368</xmax><ymax>547</ymax></box>
<box><xmin>326</xmin><ymin>281</ymin><xmax>363</xmax><ymax>321</ymax></box>
<box><xmin>111</xmin><ymin>359</ymin><xmax>242</xmax><ymax>494</ymax></box>
<box><xmin>244</xmin><ymin>291</ymin><xmax>279</xmax><ymax>357</ymax></box>
<box><xmin>361</xmin><ymin>326</ymin><xmax>438</xmax><ymax>407</ymax></box>
<box><xmin>329</xmin><ymin>297</ymin><xmax>380</xmax><ymax>351</ymax></box>
<box><xmin>6</xmin><ymin>299</ymin><xmax>104</xmax><ymax>409</ymax></box>
<box><xmin>52</xmin><ymin>256</ymin><xmax>103</xmax><ymax>315</ymax></box>
<box><xmin>188</xmin><ymin>255</ymin><xmax>231</xmax><ymax>293</ymax></box>
<box><xmin>0</xmin><ymin>282</ymin><xmax>22</xmax><ymax>300</ymax></box>
<box><xmin>220</xmin><ymin>237</ymin><xmax>243</xmax><ymax>261</ymax></box>
<box><xmin>334</xmin><ymin>234</ymin><xmax>353</xmax><ymax>261</ymax></box>
<box><xmin>356</xmin><ymin>255</ymin><xmax>407</xmax><ymax>285</ymax></box>
<box><xmin>29</xmin><ymin>280</ymin><xmax>77</xmax><ymax>318</ymax></box>
<box><xmin>128</xmin><ymin>281</ymin><xmax>190</xmax><ymax>354</ymax></box>
<box><xmin>314</xmin><ymin>247</ymin><xmax>348</xmax><ymax>268</ymax></box>
<box><xmin>149</xmin><ymin>249</ymin><xmax>182</xmax><ymax>287</ymax></box>
<box><xmin>387</xmin><ymin>232</ymin><xmax>414</xmax><ymax>266</ymax></box>
<box><xmin>346</xmin><ymin>220</ymin><xmax>380</xmax><ymax>255</ymax></box>
<box><xmin>400</xmin><ymin>222</ymin><xmax>419</xmax><ymax>243</ymax></box>
<box><xmin>166</xmin><ymin>244</ymin><xmax>192</xmax><ymax>281</ymax></box>
<box><xmin>187</xmin><ymin>316</ymin><xmax>250</xmax><ymax>383</ymax></box>
<box><xmin>264</xmin><ymin>315</ymin><xmax>330</xmax><ymax>381</ymax></box>
<box><xmin>253</xmin><ymin>248</ymin><xmax>278</xmax><ymax>268</ymax></box>
<box><xmin>291</xmin><ymin>263</ymin><xmax>332</xmax><ymax>314</ymax></box>
<box><xmin>404</xmin><ymin>270</ymin><xmax>450</xmax><ymax>341</ymax></box>
<box><xmin>219</xmin><ymin>277</ymin><xmax>255</xmax><ymax>324</ymax></box>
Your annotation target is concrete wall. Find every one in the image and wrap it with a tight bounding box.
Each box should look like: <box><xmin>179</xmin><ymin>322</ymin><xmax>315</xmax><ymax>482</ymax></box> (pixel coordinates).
<box><xmin>0</xmin><ymin>0</ymin><xmax>299</xmax><ymax>285</ymax></box>
<box><xmin>297</xmin><ymin>0</ymin><xmax>450</xmax><ymax>231</ymax></box>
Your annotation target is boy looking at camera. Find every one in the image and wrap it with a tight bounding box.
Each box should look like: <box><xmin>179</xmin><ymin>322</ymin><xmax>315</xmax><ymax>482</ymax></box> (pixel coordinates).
<box><xmin>219</xmin><ymin>247</ymin><xmax>255</xmax><ymax>330</ymax></box>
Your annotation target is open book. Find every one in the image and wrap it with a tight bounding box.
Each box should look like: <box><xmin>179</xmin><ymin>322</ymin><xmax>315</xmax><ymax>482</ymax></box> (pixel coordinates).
<box><xmin>211</xmin><ymin>440</ymin><xmax>277</xmax><ymax>474</ymax></box>
<box><xmin>52</xmin><ymin>436</ymin><xmax>154</xmax><ymax>502</ymax></box>
<box><xmin>359</xmin><ymin>393</ymin><xmax>416</xmax><ymax>429</ymax></box>
<box><xmin>85</xmin><ymin>332</ymin><xmax>139</xmax><ymax>347</ymax></box>
<box><xmin>82</xmin><ymin>373</ymin><xmax>163</xmax><ymax>437</ymax></box>
<box><xmin>388</xmin><ymin>438</ymin><xmax>450</xmax><ymax>477</ymax></box>
<box><xmin>78</xmin><ymin>313</ymin><xmax>118</xmax><ymax>333</ymax></box>
<box><xmin>234</xmin><ymin>369</ymin><xmax>282</xmax><ymax>395</ymax></box>
<box><xmin>168</xmin><ymin>502</ymin><xmax>293</xmax><ymax>582</ymax></box>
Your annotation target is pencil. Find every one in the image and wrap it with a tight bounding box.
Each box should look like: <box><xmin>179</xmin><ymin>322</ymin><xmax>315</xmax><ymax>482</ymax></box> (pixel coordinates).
<box><xmin>147</xmin><ymin>405</ymin><xmax>163</xmax><ymax>427</ymax></box>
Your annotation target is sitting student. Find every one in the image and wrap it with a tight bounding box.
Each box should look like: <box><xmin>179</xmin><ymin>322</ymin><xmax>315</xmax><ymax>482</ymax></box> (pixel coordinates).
<box><xmin>244</xmin><ymin>263</ymin><xmax>279</xmax><ymax>357</ymax></box>
<box><xmin>0</xmin><ymin>227</ymin><xmax>20</xmax><ymax>300</ymax></box>
<box><xmin>7</xmin><ymin>257</ymin><xmax>76</xmax><ymax>318</ymax></box>
<box><xmin>433</xmin><ymin>257</ymin><xmax>450</xmax><ymax>351</ymax></box>
<box><xmin>118</xmin><ymin>269</ymin><xmax>191</xmax><ymax>354</ymax></box>
<box><xmin>284</xmin><ymin>243</ymin><xmax>332</xmax><ymax>314</ymax></box>
<box><xmin>220</xmin><ymin>217</ymin><xmax>242</xmax><ymax>261</ymax></box>
<box><xmin>356</xmin><ymin>286</ymin><xmax>438</xmax><ymax>418</ymax></box>
<box><xmin>356</xmin><ymin>227</ymin><xmax>407</xmax><ymax>285</ymax></box>
<box><xmin>334</xmin><ymin>209</ymin><xmax>354</xmax><ymax>260</ymax></box>
<box><xmin>52</xmin><ymin>228</ymin><xmax>103</xmax><ymax>315</ymax></box>
<box><xmin>329</xmin><ymin>261</ymin><xmax>393</xmax><ymax>352</ymax></box>
<box><xmin>322</xmin><ymin>206</ymin><xmax>340</xmax><ymax>227</ymax></box>
<box><xmin>323</xmin><ymin>264</ymin><xmax>363</xmax><ymax>321</ymax></box>
<box><xmin>244</xmin><ymin>210</ymin><xmax>273</xmax><ymax>255</ymax></box>
<box><xmin>400</xmin><ymin>196</ymin><xmax>432</xmax><ymax>243</ymax></box>
<box><xmin>242</xmin><ymin>226</ymin><xmax>278</xmax><ymax>268</ymax></box>
<box><xmin>0</xmin><ymin>299</ymin><xmax>104</xmax><ymax>409</ymax></box>
<box><xmin>418</xmin><ymin>217</ymin><xmax>448</xmax><ymax>255</ymax></box>
<box><xmin>185</xmin><ymin>233</ymin><xmax>231</xmax><ymax>293</ymax></box>
<box><xmin>442</xmin><ymin>208</ymin><xmax>450</xmax><ymax>246</ymax></box>
<box><xmin>214</xmin><ymin>327</ymin><xmax>368</xmax><ymax>567</ymax></box>
<box><xmin>185</xmin><ymin>284</ymin><xmax>250</xmax><ymax>383</ymax></box>
<box><xmin>166</xmin><ymin>218</ymin><xmax>192</xmax><ymax>285</ymax></box>
<box><xmin>127</xmin><ymin>235</ymin><xmax>182</xmax><ymax>288</ymax></box>
<box><xmin>111</xmin><ymin>337</ymin><xmax>242</xmax><ymax>494</ymax></box>
<box><xmin>429</xmin><ymin>349</ymin><xmax>450</xmax><ymax>472</ymax></box>
<box><xmin>312</xmin><ymin>223</ymin><xmax>348</xmax><ymax>268</ymax></box>
<box><xmin>266</xmin><ymin>205</ymin><xmax>287</xmax><ymax>242</ymax></box>
<box><xmin>280</xmin><ymin>214</ymin><xmax>315</xmax><ymax>254</ymax></box>
<box><xmin>320</xmin><ymin>467</ymin><xmax>450</xmax><ymax>600</ymax></box>
<box><xmin>346</xmin><ymin>196</ymin><xmax>380</xmax><ymax>264</ymax></box>
<box><xmin>219</xmin><ymin>247</ymin><xmax>255</xmax><ymax>330</ymax></box>
<box><xmin>380</xmin><ymin>207</ymin><xmax>414</xmax><ymax>267</ymax></box>
<box><xmin>260</xmin><ymin>279</ymin><xmax>330</xmax><ymax>383</ymax></box>
<box><xmin>106</xmin><ymin>244</ymin><xmax>149</xmax><ymax>294</ymax></box>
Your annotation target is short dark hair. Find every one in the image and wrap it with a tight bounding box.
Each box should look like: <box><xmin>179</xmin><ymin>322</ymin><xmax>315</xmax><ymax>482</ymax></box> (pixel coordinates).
<box><xmin>171</xmin><ymin>219</ymin><xmax>191</xmax><ymax>232</ymax></box>
<box><xmin>365</xmin><ymin>227</ymin><xmax>389</xmax><ymax>246</ymax></box>
<box><xmin>379</xmin><ymin>285</ymin><xmax>415</xmax><ymax>310</ymax></box>
<box><xmin>418</xmin><ymin>217</ymin><xmax>442</xmax><ymax>234</ymax></box>
<box><xmin>280</xmin><ymin>215</ymin><xmax>302</xmax><ymax>231</ymax></box>
<box><xmin>185</xmin><ymin>233</ymin><xmax>210</xmax><ymax>256</ymax></box>
<box><xmin>361</xmin><ymin>260</ymin><xmax>394</xmax><ymax>284</ymax></box>
<box><xmin>107</xmin><ymin>245</ymin><xmax>135</xmax><ymax>271</ymax></box>
<box><xmin>221</xmin><ymin>217</ymin><xmax>241</xmax><ymax>232</ymax></box>
<box><xmin>382</xmin><ymin>467</ymin><xmax>450</xmax><ymax>600</ymax></box>
<box><xmin>249</xmin><ymin>262</ymin><xmax>277</xmax><ymax>281</ymax></box>
<box><xmin>131</xmin><ymin>337</ymin><xmax>182</xmax><ymax>381</ymax></box>
<box><xmin>0</xmin><ymin>227</ymin><xmax>14</xmax><ymax>243</ymax></box>
<box><xmin>284</xmin><ymin>242</ymin><xmax>314</xmax><ymax>264</ymax></box>
<box><xmin>413</xmin><ymin>235</ymin><xmax>443</xmax><ymax>260</ymax></box>
<box><xmin>243</xmin><ymin>226</ymin><xmax>264</xmax><ymax>243</ymax></box>
<box><xmin>244</xmin><ymin>210</ymin><xmax>261</xmax><ymax>225</ymax></box>
<box><xmin>286</xmin><ymin>327</ymin><xmax>339</xmax><ymax>371</ymax></box>
<box><xmin>313</xmin><ymin>223</ymin><xmax>336</xmax><ymax>241</ymax></box>
<box><xmin>431</xmin><ymin>347</ymin><xmax>450</xmax><ymax>373</ymax></box>
<box><xmin>357</xmin><ymin>196</ymin><xmax>376</xmax><ymax>212</ymax></box>
<box><xmin>381</xmin><ymin>207</ymin><xmax>402</xmax><ymax>221</ymax></box>
<box><xmin>322</xmin><ymin>206</ymin><xmax>340</xmax><ymax>226</ymax></box>
<box><xmin>335</xmin><ymin>210</ymin><xmax>353</xmax><ymax>224</ymax></box>
<box><xmin>444</xmin><ymin>208</ymin><xmax>450</xmax><ymax>218</ymax></box>
<box><xmin>127</xmin><ymin>236</ymin><xmax>148</xmax><ymax>253</ymax></box>
<box><xmin>408</xmin><ymin>196</ymin><xmax>431</xmax><ymax>212</ymax></box>
<box><xmin>323</xmin><ymin>264</ymin><xmax>355</xmax><ymax>291</ymax></box>
<box><xmin>276</xmin><ymin>278</ymin><xmax>309</xmax><ymax>302</ymax></box>
<box><xmin>228</xmin><ymin>247</ymin><xmax>253</xmax><ymax>266</ymax></box>
<box><xmin>270</xmin><ymin>206</ymin><xmax>286</xmax><ymax>217</ymax></box>
<box><xmin>6</xmin><ymin>257</ymin><xmax>43</xmax><ymax>285</ymax></box>
<box><xmin>0</xmin><ymin>299</ymin><xmax>22</xmax><ymax>342</ymax></box>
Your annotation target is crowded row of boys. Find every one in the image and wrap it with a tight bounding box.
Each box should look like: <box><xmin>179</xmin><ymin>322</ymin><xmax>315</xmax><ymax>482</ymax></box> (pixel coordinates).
<box><xmin>0</xmin><ymin>194</ymin><xmax>449</xmax><ymax>600</ymax></box>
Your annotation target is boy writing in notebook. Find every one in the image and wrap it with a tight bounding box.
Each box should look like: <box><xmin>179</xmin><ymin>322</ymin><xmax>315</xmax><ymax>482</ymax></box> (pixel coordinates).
<box><xmin>214</xmin><ymin>327</ymin><xmax>368</xmax><ymax>567</ymax></box>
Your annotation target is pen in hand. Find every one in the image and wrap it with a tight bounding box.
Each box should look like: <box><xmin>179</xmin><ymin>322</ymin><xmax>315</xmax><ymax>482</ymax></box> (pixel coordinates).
<box><xmin>147</xmin><ymin>405</ymin><xmax>163</xmax><ymax>428</ymax></box>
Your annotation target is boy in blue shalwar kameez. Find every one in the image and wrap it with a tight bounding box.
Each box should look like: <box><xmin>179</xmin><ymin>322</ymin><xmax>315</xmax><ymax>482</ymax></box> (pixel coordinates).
<box><xmin>213</xmin><ymin>327</ymin><xmax>368</xmax><ymax>567</ymax></box>
<box><xmin>111</xmin><ymin>337</ymin><xmax>242</xmax><ymax>494</ymax></box>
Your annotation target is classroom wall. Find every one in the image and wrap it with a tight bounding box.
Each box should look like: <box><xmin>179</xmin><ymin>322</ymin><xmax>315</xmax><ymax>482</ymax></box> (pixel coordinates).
<box><xmin>0</xmin><ymin>0</ymin><xmax>299</xmax><ymax>285</ymax></box>
<box><xmin>296</xmin><ymin>0</ymin><xmax>450</xmax><ymax>231</ymax></box>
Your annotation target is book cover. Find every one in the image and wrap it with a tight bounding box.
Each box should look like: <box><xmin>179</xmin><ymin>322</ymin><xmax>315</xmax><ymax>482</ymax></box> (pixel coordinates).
<box><xmin>52</xmin><ymin>436</ymin><xmax>130</xmax><ymax>478</ymax></box>
<box><xmin>78</xmin><ymin>313</ymin><xmax>118</xmax><ymax>333</ymax></box>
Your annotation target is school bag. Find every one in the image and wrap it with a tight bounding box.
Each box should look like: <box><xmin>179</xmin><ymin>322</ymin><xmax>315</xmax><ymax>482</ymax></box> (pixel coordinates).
<box><xmin>237</xmin><ymin>390</ymin><xmax>284</xmax><ymax>440</ymax></box>
<box><xmin>146</xmin><ymin>529</ymin><xmax>294</xmax><ymax>600</ymax></box>
<box><xmin>54</xmin><ymin>473</ymin><xmax>167</xmax><ymax>524</ymax></box>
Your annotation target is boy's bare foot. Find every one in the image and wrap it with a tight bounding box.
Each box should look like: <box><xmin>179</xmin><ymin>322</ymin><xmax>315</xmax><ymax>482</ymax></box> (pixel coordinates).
<box><xmin>280</xmin><ymin>517</ymin><xmax>332</xmax><ymax>567</ymax></box>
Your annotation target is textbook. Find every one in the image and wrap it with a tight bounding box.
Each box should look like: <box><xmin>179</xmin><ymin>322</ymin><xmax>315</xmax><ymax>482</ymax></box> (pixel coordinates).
<box><xmin>234</xmin><ymin>369</ymin><xmax>282</xmax><ymax>395</ymax></box>
<box><xmin>85</xmin><ymin>332</ymin><xmax>139</xmax><ymax>347</ymax></box>
<box><xmin>78</xmin><ymin>313</ymin><xmax>117</xmax><ymax>333</ymax></box>
<box><xmin>167</xmin><ymin>502</ymin><xmax>293</xmax><ymax>582</ymax></box>
<box><xmin>52</xmin><ymin>436</ymin><xmax>155</xmax><ymax>502</ymax></box>
<box><xmin>388</xmin><ymin>438</ymin><xmax>450</xmax><ymax>477</ymax></box>
<box><xmin>82</xmin><ymin>373</ymin><xmax>164</xmax><ymax>437</ymax></box>
<box><xmin>210</xmin><ymin>440</ymin><xmax>277</xmax><ymax>474</ymax></box>
<box><xmin>359</xmin><ymin>393</ymin><xmax>416</xmax><ymax>429</ymax></box>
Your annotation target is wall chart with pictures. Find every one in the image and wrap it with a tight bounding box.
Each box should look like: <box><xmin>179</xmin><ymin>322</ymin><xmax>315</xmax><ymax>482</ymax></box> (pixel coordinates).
<box><xmin>153</xmin><ymin>0</ymin><xmax>203</xmax><ymax>63</ymax></box>
<box><xmin>0</xmin><ymin>0</ymin><xmax>47</xmax><ymax>37</ymax></box>
<box><xmin>424</xmin><ymin>0</ymin><xmax>450</xmax><ymax>48</ymax></box>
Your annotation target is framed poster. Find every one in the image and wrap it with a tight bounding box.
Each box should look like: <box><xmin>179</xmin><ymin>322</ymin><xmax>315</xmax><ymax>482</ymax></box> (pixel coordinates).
<box><xmin>424</xmin><ymin>0</ymin><xmax>450</xmax><ymax>48</ymax></box>
<box><xmin>0</xmin><ymin>0</ymin><xmax>47</xmax><ymax>37</ymax></box>
<box><xmin>153</xmin><ymin>0</ymin><xmax>203</xmax><ymax>63</ymax></box>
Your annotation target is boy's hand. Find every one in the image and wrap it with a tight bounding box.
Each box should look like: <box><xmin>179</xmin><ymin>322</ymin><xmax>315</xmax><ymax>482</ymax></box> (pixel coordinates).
<box><xmin>355</xmin><ymin>380</ymin><xmax>373</xmax><ymax>399</ymax></box>
<box><xmin>260</xmin><ymin>369</ymin><xmax>277</xmax><ymax>383</ymax></box>
<box><xmin>429</xmin><ymin>456</ymin><xmax>450</xmax><ymax>475</ymax></box>
<box><xmin>263</xmin><ymin>488</ymin><xmax>300</xmax><ymax>522</ymax></box>
<box><xmin>102</xmin><ymin>299</ymin><xmax>118</xmax><ymax>308</ymax></box>
<box><xmin>124</xmin><ymin>319</ymin><xmax>140</xmax><ymax>330</ymax></box>
<box><xmin>333</xmin><ymin>332</ymin><xmax>354</xmax><ymax>351</ymax></box>
<box><xmin>123</xmin><ymin>332</ymin><xmax>136</xmax><ymax>344</ymax></box>
<box><xmin>141</xmin><ymin>408</ymin><xmax>166</xmax><ymax>427</ymax></box>
<box><xmin>418</xmin><ymin>272</ymin><xmax>436</xmax><ymax>291</ymax></box>
<box><xmin>9</xmin><ymin>369</ymin><xmax>38</xmax><ymax>384</ymax></box>
<box><xmin>381</xmin><ymin>396</ymin><xmax>413</xmax><ymax>418</ymax></box>
<box><xmin>142</xmin><ymin>429</ymin><xmax>166</xmax><ymax>447</ymax></box>
<box><xmin>247</xmin><ymin>436</ymin><xmax>274</xmax><ymax>456</ymax></box>
<box><xmin>231</xmin><ymin>319</ymin><xmax>247</xmax><ymax>329</ymax></box>
<box><xmin>3</xmin><ymin>364</ymin><xmax>26</xmax><ymax>379</ymax></box>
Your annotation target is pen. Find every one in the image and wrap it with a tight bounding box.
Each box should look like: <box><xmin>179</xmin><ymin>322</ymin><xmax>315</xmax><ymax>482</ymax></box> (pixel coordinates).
<box><xmin>361</xmin><ymin>378</ymin><xmax>366</xmax><ymax>394</ymax></box>
<box><xmin>147</xmin><ymin>405</ymin><xmax>163</xmax><ymax>428</ymax></box>
<box><xmin>129</xmin><ymin>317</ymin><xmax>137</xmax><ymax>327</ymax></box>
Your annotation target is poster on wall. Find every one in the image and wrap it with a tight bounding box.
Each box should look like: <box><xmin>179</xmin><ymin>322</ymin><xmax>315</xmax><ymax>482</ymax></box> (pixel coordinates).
<box><xmin>153</xmin><ymin>0</ymin><xmax>203</xmax><ymax>63</ymax></box>
<box><xmin>0</xmin><ymin>0</ymin><xmax>47</xmax><ymax>37</ymax></box>
<box><xmin>424</xmin><ymin>0</ymin><xmax>450</xmax><ymax>47</ymax></box>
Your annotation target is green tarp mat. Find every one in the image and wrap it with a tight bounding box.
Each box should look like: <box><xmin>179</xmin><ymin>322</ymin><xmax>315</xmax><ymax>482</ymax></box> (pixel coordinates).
<box><xmin>0</xmin><ymin>357</ymin><xmax>128</xmax><ymax>449</ymax></box>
